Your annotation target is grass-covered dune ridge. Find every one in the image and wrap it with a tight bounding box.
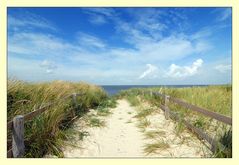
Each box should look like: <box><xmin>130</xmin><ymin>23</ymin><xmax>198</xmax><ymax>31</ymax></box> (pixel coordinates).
<box><xmin>118</xmin><ymin>85</ymin><xmax>232</xmax><ymax>116</ymax></box>
<box><xmin>7</xmin><ymin>79</ymin><xmax>108</xmax><ymax>157</ymax></box>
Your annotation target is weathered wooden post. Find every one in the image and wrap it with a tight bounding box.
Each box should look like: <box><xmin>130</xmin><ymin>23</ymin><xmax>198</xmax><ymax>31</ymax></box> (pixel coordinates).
<box><xmin>12</xmin><ymin>115</ymin><xmax>25</xmax><ymax>158</ymax></box>
<box><xmin>164</xmin><ymin>95</ymin><xmax>170</xmax><ymax>120</ymax></box>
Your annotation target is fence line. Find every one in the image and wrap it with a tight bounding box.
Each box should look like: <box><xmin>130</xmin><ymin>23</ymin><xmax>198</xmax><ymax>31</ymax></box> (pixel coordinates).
<box><xmin>146</xmin><ymin>90</ymin><xmax>231</xmax><ymax>152</ymax></box>
<box><xmin>169</xmin><ymin>97</ymin><xmax>232</xmax><ymax>125</ymax></box>
<box><xmin>7</xmin><ymin>92</ymin><xmax>85</xmax><ymax>158</ymax></box>
<box><xmin>160</xmin><ymin>105</ymin><xmax>219</xmax><ymax>152</ymax></box>
<box><xmin>150</xmin><ymin>91</ymin><xmax>232</xmax><ymax>125</ymax></box>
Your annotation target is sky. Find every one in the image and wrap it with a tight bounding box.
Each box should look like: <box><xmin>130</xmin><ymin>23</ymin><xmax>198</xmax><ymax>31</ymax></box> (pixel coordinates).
<box><xmin>8</xmin><ymin>7</ymin><xmax>232</xmax><ymax>85</ymax></box>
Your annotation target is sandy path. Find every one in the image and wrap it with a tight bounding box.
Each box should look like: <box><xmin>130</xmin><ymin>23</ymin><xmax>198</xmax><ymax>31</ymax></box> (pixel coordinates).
<box><xmin>62</xmin><ymin>99</ymin><xmax>211</xmax><ymax>158</ymax></box>
<box><xmin>63</xmin><ymin>99</ymin><xmax>145</xmax><ymax>157</ymax></box>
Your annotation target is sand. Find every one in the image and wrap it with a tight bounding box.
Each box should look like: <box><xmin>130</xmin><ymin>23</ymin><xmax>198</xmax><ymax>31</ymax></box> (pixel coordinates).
<box><xmin>140</xmin><ymin>102</ymin><xmax>212</xmax><ymax>157</ymax></box>
<box><xmin>63</xmin><ymin>99</ymin><xmax>144</xmax><ymax>157</ymax></box>
<box><xmin>62</xmin><ymin>99</ymin><xmax>212</xmax><ymax>158</ymax></box>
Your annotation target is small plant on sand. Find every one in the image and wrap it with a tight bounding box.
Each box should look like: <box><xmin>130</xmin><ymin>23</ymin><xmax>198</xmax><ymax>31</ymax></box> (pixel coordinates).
<box><xmin>126</xmin><ymin>120</ymin><xmax>132</xmax><ymax>123</ymax></box>
<box><xmin>78</xmin><ymin>131</ymin><xmax>90</xmax><ymax>141</ymax></box>
<box><xmin>144</xmin><ymin>130</ymin><xmax>166</xmax><ymax>140</ymax></box>
<box><xmin>88</xmin><ymin>117</ymin><xmax>105</xmax><ymax>127</ymax></box>
<box><xmin>137</xmin><ymin>118</ymin><xmax>151</xmax><ymax>131</ymax></box>
<box><xmin>144</xmin><ymin>140</ymin><xmax>170</xmax><ymax>155</ymax></box>
<box><xmin>134</xmin><ymin>108</ymin><xmax>154</xmax><ymax>119</ymax></box>
<box><xmin>96</xmin><ymin>107</ymin><xmax>111</xmax><ymax>116</ymax></box>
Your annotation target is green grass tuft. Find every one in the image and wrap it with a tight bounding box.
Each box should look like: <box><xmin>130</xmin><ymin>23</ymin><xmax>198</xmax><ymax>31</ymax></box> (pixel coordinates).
<box><xmin>88</xmin><ymin>117</ymin><xmax>105</xmax><ymax>127</ymax></box>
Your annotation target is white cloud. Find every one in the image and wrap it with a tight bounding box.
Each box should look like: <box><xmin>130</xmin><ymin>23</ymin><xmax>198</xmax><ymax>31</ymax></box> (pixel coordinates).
<box><xmin>213</xmin><ymin>8</ymin><xmax>231</xmax><ymax>22</ymax></box>
<box><xmin>126</xmin><ymin>8</ymin><xmax>167</xmax><ymax>36</ymax></box>
<box><xmin>191</xmin><ymin>28</ymin><xmax>212</xmax><ymax>40</ymax></box>
<box><xmin>77</xmin><ymin>32</ymin><xmax>106</xmax><ymax>49</ymax></box>
<box><xmin>215</xmin><ymin>64</ymin><xmax>231</xmax><ymax>73</ymax></box>
<box><xmin>139</xmin><ymin>64</ymin><xmax>158</xmax><ymax>79</ymax></box>
<box><xmin>8</xmin><ymin>13</ymin><xmax>56</xmax><ymax>31</ymax></box>
<box><xmin>8</xmin><ymin>32</ymin><xmax>80</xmax><ymax>57</ymax></box>
<box><xmin>89</xmin><ymin>14</ymin><xmax>107</xmax><ymax>25</ymax></box>
<box><xmin>83</xmin><ymin>8</ymin><xmax>116</xmax><ymax>25</ymax></box>
<box><xmin>125</xmin><ymin>8</ymin><xmax>189</xmax><ymax>35</ymax></box>
<box><xmin>8</xmin><ymin>56</ymin><xmax>58</xmax><ymax>81</ymax></box>
<box><xmin>40</xmin><ymin>60</ymin><xmax>57</xmax><ymax>74</ymax></box>
<box><xmin>8</xmin><ymin>30</ymin><xmax>210</xmax><ymax>82</ymax></box>
<box><xmin>218</xmin><ymin>8</ymin><xmax>231</xmax><ymax>21</ymax></box>
<box><xmin>115</xmin><ymin>17</ymin><xmax>211</xmax><ymax>62</ymax></box>
<box><xmin>135</xmin><ymin>35</ymin><xmax>210</xmax><ymax>62</ymax></box>
<box><xmin>8</xmin><ymin>9</ymin><xmax>220</xmax><ymax>84</ymax></box>
<box><xmin>84</xmin><ymin>8</ymin><xmax>115</xmax><ymax>17</ymax></box>
<box><xmin>167</xmin><ymin>59</ymin><xmax>203</xmax><ymax>78</ymax></box>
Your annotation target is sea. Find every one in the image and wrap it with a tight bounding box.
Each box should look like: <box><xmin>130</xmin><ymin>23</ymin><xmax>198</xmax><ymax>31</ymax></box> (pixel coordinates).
<box><xmin>101</xmin><ymin>85</ymin><xmax>208</xmax><ymax>96</ymax></box>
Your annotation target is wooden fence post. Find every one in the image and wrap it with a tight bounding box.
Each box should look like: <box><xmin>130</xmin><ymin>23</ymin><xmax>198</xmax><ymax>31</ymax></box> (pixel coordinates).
<box><xmin>164</xmin><ymin>95</ymin><xmax>170</xmax><ymax>120</ymax></box>
<box><xmin>12</xmin><ymin>115</ymin><xmax>25</xmax><ymax>158</ymax></box>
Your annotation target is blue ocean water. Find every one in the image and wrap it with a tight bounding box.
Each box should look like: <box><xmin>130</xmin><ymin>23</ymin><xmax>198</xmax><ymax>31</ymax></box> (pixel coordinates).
<box><xmin>101</xmin><ymin>85</ymin><xmax>208</xmax><ymax>96</ymax></box>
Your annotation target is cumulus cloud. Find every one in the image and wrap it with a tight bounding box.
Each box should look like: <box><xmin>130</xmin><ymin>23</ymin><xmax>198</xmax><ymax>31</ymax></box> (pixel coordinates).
<box><xmin>215</xmin><ymin>64</ymin><xmax>231</xmax><ymax>73</ymax></box>
<box><xmin>139</xmin><ymin>64</ymin><xmax>158</xmax><ymax>79</ymax></box>
<box><xmin>40</xmin><ymin>60</ymin><xmax>57</xmax><ymax>74</ymax></box>
<box><xmin>167</xmin><ymin>59</ymin><xmax>203</xmax><ymax>78</ymax></box>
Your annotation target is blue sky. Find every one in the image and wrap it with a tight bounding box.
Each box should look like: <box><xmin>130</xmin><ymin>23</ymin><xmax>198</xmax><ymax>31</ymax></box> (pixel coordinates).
<box><xmin>8</xmin><ymin>7</ymin><xmax>232</xmax><ymax>85</ymax></box>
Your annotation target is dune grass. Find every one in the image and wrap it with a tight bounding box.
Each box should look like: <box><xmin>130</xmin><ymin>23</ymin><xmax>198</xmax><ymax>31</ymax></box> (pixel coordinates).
<box><xmin>144</xmin><ymin>130</ymin><xmax>166</xmax><ymax>139</ymax></box>
<box><xmin>144</xmin><ymin>140</ymin><xmax>170</xmax><ymax>155</ymax></box>
<box><xmin>7</xmin><ymin>79</ymin><xmax>109</xmax><ymax>158</ymax></box>
<box><xmin>118</xmin><ymin>85</ymin><xmax>231</xmax><ymax>116</ymax></box>
<box><xmin>117</xmin><ymin>85</ymin><xmax>232</xmax><ymax>157</ymax></box>
<box><xmin>96</xmin><ymin>98</ymin><xmax>117</xmax><ymax>116</ymax></box>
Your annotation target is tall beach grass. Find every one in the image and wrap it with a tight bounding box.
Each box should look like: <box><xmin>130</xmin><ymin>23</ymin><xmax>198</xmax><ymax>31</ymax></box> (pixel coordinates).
<box><xmin>7</xmin><ymin>79</ymin><xmax>108</xmax><ymax>157</ymax></box>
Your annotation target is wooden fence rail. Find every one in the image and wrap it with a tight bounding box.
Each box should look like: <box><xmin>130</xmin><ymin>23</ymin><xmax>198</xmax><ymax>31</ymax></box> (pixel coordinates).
<box><xmin>169</xmin><ymin>97</ymin><xmax>232</xmax><ymax>125</ymax></box>
<box><xmin>146</xmin><ymin>90</ymin><xmax>231</xmax><ymax>152</ymax></box>
<box><xmin>150</xmin><ymin>91</ymin><xmax>232</xmax><ymax>125</ymax></box>
<box><xmin>7</xmin><ymin>92</ymin><xmax>85</xmax><ymax>158</ymax></box>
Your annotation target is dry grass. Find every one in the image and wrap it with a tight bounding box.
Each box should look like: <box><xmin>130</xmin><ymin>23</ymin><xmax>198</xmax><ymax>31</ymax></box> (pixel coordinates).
<box><xmin>144</xmin><ymin>140</ymin><xmax>170</xmax><ymax>155</ymax></box>
<box><xmin>7</xmin><ymin>79</ymin><xmax>108</xmax><ymax>157</ymax></box>
<box><xmin>144</xmin><ymin>130</ymin><xmax>166</xmax><ymax>139</ymax></box>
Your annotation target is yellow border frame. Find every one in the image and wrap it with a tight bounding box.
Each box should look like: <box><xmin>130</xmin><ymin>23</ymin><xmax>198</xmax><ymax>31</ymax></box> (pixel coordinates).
<box><xmin>0</xmin><ymin>0</ymin><xmax>238</xmax><ymax>164</ymax></box>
